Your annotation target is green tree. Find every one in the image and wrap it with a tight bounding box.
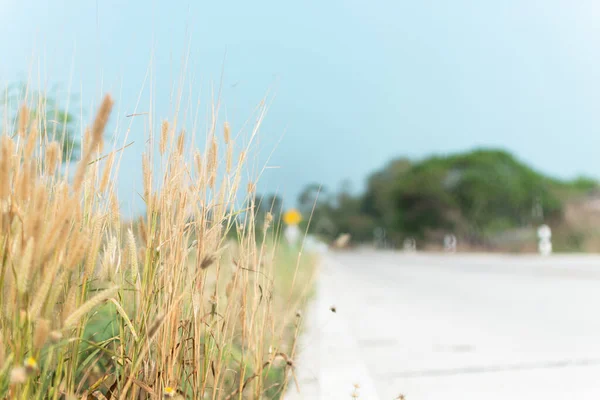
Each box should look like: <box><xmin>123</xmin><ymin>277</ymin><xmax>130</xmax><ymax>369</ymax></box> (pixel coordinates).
<box><xmin>1</xmin><ymin>83</ymin><xmax>79</xmax><ymax>161</ymax></box>
<box><xmin>298</xmin><ymin>183</ymin><xmax>323</xmax><ymax>215</ymax></box>
<box><xmin>362</xmin><ymin>158</ymin><xmax>411</xmax><ymax>228</ymax></box>
<box><xmin>390</xmin><ymin>149</ymin><xmax>564</xmax><ymax>243</ymax></box>
<box><xmin>297</xmin><ymin>184</ymin><xmax>338</xmax><ymax>239</ymax></box>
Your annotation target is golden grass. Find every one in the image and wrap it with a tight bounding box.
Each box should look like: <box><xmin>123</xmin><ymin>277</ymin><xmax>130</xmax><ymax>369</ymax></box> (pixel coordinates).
<box><xmin>0</xmin><ymin>92</ymin><xmax>317</xmax><ymax>399</ymax></box>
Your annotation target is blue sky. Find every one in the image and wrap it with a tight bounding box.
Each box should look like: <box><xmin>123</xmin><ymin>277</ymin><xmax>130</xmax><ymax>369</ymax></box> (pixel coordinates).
<box><xmin>2</xmin><ymin>1</ymin><xmax>600</xmax><ymax>215</ymax></box>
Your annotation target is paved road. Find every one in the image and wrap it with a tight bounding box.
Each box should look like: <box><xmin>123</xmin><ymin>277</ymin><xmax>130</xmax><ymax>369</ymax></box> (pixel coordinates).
<box><xmin>287</xmin><ymin>251</ymin><xmax>600</xmax><ymax>400</ymax></box>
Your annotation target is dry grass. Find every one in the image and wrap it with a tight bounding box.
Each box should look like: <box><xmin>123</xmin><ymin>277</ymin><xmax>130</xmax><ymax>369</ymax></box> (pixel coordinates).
<box><xmin>0</xmin><ymin>91</ymin><xmax>317</xmax><ymax>399</ymax></box>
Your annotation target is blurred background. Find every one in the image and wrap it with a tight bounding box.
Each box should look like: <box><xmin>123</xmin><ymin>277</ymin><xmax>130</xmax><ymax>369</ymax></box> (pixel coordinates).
<box><xmin>2</xmin><ymin>0</ymin><xmax>600</xmax><ymax>251</ymax></box>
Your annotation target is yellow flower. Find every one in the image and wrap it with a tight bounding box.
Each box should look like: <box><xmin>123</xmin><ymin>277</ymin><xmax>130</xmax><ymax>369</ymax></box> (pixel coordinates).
<box><xmin>163</xmin><ymin>386</ymin><xmax>176</xmax><ymax>398</ymax></box>
<box><xmin>24</xmin><ymin>357</ymin><xmax>38</xmax><ymax>374</ymax></box>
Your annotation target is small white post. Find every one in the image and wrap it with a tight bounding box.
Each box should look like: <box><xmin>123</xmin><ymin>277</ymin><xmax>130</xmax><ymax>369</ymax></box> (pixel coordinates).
<box><xmin>444</xmin><ymin>234</ymin><xmax>457</xmax><ymax>253</ymax></box>
<box><xmin>403</xmin><ymin>237</ymin><xmax>416</xmax><ymax>252</ymax></box>
<box><xmin>284</xmin><ymin>224</ymin><xmax>300</xmax><ymax>246</ymax></box>
<box><xmin>537</xmin><ymin>224</ymin><xmax>552</xmax><ymax>256</ymax></box>
<box><xmin>373</xmin><ymin>227</ymin><xmax>386</xmax><ymax>249</ymax></box>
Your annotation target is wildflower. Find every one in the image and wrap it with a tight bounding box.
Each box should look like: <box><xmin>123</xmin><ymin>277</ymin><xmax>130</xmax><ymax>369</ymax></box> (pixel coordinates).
<box><xmin>24</xmin><ymin>357</ymin><xmax>38</xmax><ymax>374</ymax></box>
<box><xmin>163</xmin><ymin>386</ymin><xmax>176</xmax><ymax>398</ymax></box>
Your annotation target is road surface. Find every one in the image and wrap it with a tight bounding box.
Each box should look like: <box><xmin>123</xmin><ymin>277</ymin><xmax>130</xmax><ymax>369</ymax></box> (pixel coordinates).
<box><xmin>287</xmin><ymin>251</ymin><xmax>600</xmax><ymax>399</ymax></box>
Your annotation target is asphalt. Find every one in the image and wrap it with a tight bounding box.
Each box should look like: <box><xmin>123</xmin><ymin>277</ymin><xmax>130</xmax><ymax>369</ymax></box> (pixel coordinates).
<box><xmin>286</xmin><ymin>251</ymin><xmax>600</xmax><ymax>399</ymax></box>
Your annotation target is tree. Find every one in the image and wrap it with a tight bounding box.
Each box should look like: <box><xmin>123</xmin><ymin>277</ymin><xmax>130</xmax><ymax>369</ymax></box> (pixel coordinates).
<box><xmin>297</xmin><ymin>184</ymin><xmax>338</xmax><ymax>239</ymax></box>
<box><xmin>297</xmin><ymin>183</ymin><xmax>323</xmax><ymax>215</ymax></box>
<box><xmin>1</xmin><ymin>83</ymin><xmax>79</xmax><ymax>161</ymax></box>
<box><xmin>362</xmin><ymin>158</ymin><xmax>411</xmax><ymax>228</ymax></box>
<box><xmin>388</xmin><ymin>149</ymin><xmax>565</xmax><ymax>243</ymax></box>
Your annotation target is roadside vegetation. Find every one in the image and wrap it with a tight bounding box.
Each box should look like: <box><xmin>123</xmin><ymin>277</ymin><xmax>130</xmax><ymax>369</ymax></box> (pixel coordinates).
<box><xmin>0</xmin><ymin>89</ymin><xmax>317</xmax><ymax>399</ymax></box>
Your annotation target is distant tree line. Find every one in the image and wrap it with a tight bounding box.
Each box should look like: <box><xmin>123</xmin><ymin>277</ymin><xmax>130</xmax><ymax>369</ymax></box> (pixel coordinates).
<box><xmin>296</xmin><ymin>149</ymin><xmax>598</xmax><ymax>249</ymax></box>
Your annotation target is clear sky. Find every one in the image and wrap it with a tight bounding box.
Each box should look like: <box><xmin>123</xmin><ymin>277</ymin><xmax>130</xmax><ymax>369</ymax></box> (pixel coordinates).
<box><xmin>2</xmin><ymin>1</ymin><xmax>600</xmax><ymax>215</ymax></box>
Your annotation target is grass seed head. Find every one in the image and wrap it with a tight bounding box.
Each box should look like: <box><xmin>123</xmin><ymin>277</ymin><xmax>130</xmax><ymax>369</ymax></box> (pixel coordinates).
<box><xmin>33</xmin><ymin>319</ymin><xmax>50</xmax><ymax>350</ymax></box>
<box><xmin>99</xmin><ymin>152</ymin><xmax>115</xmax><ymax>192</ymax></box>
<box><xmin>44</xmin><ymin>142</ymin><xmax>60</xmax><ymax>175</ymax></box>
<box><xmin>73</xmin><ymin>94</ymin><xmax>113</xmax><ymax>191</ymax></box>
<box><xmin>18</xmin><ymin>104</ymin><xmax>29</xmax><ymax>137</ymax></box>
<box><xmin>147</xmin><ymin>313</ymin><xmax>166</xmax><ymax>340</ymax></box>
<box><xmin>49</xmin><ymin>330</ymin><xmax>63</xmax><ymax>344</ymax></box>
<box><xmin>264</xmin><ymin>212</ymin><xmax>273</xmax><ymax>231</ymax></box>
<box><xmin>63</xmin><ymin>286</ymin><xmax>119</xmax><ymax>329</ymax></box>
<box><xmin>10</xmin><ymin>367</ymin><xmax>27</xmax><ymax>384</ymax></box>
<box><xmin>199</xmin><ymin>254</ymin><xmax>216</xmax><ymax>270</ymax></box>
<box><xmin>176</xmin><ymin>129</ymin><xmax>185</xmax><ymax>155</ymax></box>
<box><xmin>160</xmin><ymin>120</ymin><xmax>169</xmax><ymax>155</ymax></box>
<box><xmin>223</xmin><ymin>122</ymin><xmax>231</xmax><ymax>144</ymax></box>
